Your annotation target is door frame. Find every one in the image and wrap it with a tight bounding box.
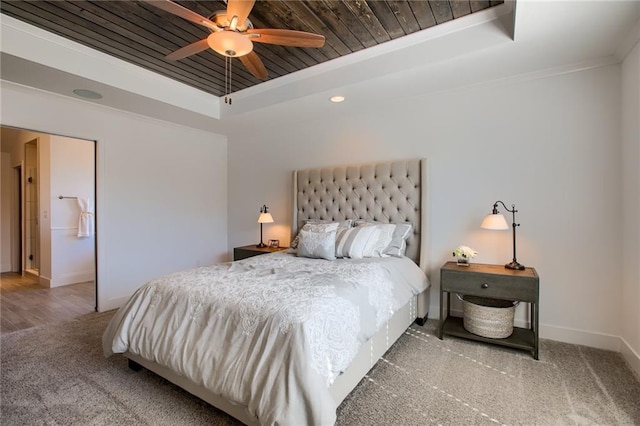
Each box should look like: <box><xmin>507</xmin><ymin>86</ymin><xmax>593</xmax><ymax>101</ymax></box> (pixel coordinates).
<box><xmin>11</xmin><ymin>162</ymin><xmax>24</xmax><ymax>273</ymax></box>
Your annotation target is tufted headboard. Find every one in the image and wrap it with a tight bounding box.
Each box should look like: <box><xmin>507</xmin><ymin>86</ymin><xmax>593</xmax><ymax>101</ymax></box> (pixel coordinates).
<box><xmin>292</xmin><ymin>159</ymin><xmax>428</xmax><ymax>269</ymax></box>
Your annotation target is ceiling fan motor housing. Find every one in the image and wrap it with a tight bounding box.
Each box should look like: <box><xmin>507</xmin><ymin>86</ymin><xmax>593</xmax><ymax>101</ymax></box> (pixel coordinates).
<box><xmin>209</xmin><ymin>11</ymin><xmax>253</xmax><ymax>32</ymax></box>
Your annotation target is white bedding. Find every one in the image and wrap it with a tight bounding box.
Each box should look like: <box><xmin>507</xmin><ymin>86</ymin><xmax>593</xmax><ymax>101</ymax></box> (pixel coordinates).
<box><xmin>102</xmin><ymin>252</ymin><xmax>428</xmax><ymax>425</ymax></box>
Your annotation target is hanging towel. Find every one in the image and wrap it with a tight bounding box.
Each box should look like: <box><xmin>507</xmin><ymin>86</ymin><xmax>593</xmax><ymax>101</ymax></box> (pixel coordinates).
<box><xmin>77</xmin><ymin>197</ymin><xmax>95</xmax><ymax>238</ymax></box>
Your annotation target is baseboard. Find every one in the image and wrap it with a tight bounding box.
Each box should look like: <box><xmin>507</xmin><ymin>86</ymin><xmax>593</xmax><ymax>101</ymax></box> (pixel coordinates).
<box><xmin>38</xmin><ymin>275</ymin><xmax>51</xmax><ymax>287</ymax></box>
<box><xmin>49</xmin><ymin>271</ymin><xmax>95</xmax><ymax>288</ymax></box>
<box><xmin>620</xmin><ymin>338</ymin><xmax>640</xmax><ymax>380</ymax></box>
<box><xmin>540</xmin><ymin>323</ymin><xmax>621</xmax><ymax>352</ymax></box>
<box><xmin>98</xmin><ymin>295</ymin><xmax>131</xmax><ymax>312</ymax></box>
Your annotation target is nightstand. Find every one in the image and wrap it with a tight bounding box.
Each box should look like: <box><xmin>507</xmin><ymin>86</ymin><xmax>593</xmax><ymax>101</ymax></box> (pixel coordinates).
<box><xmin>439</xmin><ymin>261</ymin><xmax>540</xmax><ymax>359</ymax></box>
<box><xmin>233</xmin><ymin>245</ymin><xmax>287</xmax><ymax>261</ymax></box>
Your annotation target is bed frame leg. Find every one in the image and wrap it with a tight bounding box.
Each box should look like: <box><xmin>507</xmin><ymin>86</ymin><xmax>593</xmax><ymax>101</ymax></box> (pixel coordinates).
<box><xmin>414</xmin><ymin>313</ymin><xmax>428</xmax><ymax>326</ymax></box>
<box><xmin>128</xmin><ymin>359</ymin><xmax>143</xmax><ymax>371</ymax></box>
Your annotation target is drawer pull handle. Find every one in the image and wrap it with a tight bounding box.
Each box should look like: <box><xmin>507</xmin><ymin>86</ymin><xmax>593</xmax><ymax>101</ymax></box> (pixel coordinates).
<box><xmin>481</xmin><ymin>283</ymin><xmax>489</xmax><ymax>289</ymax></box>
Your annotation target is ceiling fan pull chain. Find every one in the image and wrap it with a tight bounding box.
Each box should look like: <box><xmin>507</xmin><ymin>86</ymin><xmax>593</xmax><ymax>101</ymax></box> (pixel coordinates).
<box><xmin>224</xmin><ymin>56</ymin><xmax>229</xmax><ymax>104</ymax></box>
<box><xmin>229</xmin><ymin>59</ymin><xmax>233</xmax><ymax>105</ymax></box>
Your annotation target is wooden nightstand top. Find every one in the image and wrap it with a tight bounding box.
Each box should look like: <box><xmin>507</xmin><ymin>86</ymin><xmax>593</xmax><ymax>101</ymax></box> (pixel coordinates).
<box><xmin>441</xmin><ymin>261</ymin><xmax>538</xmax><ymax>279</ymax></box>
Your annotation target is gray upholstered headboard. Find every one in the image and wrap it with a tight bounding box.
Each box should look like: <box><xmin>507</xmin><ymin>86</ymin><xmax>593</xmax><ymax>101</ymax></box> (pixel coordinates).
<box><xmin>292</xmin><ymin>159</ymin><xmax>428</xmax><ymax>269</ymax></box>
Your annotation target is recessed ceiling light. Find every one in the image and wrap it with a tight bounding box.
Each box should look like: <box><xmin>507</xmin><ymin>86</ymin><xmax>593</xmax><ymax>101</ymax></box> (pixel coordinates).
<box><xmin>73</xmin><ymin>89</ymin><xmax>103</xmax><ymax>99</ymax></box>
<box><xmin>330</xmin><ymin>96</ymin><xmax>345</xmax><ymax>103</ymax></box>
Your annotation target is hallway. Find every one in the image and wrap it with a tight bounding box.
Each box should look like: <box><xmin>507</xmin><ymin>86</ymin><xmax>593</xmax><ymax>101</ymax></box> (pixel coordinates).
<box><xmin>0</xmin><ymin>272</ymin><xmax>94</xmax><ymax>335</ymax></box>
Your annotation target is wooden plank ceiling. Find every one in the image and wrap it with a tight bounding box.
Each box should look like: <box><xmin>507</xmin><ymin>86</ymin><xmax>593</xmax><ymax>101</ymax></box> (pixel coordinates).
<box><xmin>1</xmin><ymin>1</ymin><xmax>503</xmax><ymax>97</ymax></box>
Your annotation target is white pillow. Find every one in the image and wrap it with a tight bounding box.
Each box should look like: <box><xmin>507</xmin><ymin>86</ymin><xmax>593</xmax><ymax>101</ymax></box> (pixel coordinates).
<box><xmin>290</xmin><ymin>220</ymin><xmax>350</xmax><ymax>249</ymax></box>
<box><xmin>297</xmin><ymin>228</ymin><xmax>337</xmax><ymax>260</ymax></box>
<box><xmin>384</xmin><ymin>223</ymin><xmax>413</xmax><ymax>257</ymax></box>
<box><xmin>354</xmin><ymin>220</ymin><xmax>413</xmax><ymax>257</ymax></box>
<box><xmin>335</xmin><ymin>226</ymin><xmax>379</xmax><ymax>259</ymax></box>
<box><xmin>362</xmin><ymin>224</ymin><xmax>395</xmax><ymax>257</ymax></box>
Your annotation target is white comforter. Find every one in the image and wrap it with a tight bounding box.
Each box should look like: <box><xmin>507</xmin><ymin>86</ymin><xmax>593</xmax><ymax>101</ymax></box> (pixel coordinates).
<box><xmin>103</xmin><ymin>252</ymin><xmax>428</xmax><ymax>425</ymax></box>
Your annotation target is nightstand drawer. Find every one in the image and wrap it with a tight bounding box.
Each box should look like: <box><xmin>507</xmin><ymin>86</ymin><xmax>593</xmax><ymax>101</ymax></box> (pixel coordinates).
<box><xmin>441</xmin><ymin>265</ymin><xmax>538</xmax><ymax>302</ymax></box>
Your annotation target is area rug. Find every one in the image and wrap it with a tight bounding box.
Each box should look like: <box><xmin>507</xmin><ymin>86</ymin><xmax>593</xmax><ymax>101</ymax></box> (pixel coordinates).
<box><xmin>1</xmin><ymin>311</ymin><xmax>639</xmax><ymax>425</ymax></box>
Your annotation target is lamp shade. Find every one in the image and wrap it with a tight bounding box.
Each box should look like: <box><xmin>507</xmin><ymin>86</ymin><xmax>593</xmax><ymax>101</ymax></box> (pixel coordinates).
<box><xmin>258</xmin><ymin>212</ymin><xmax>274</xmax><ymax>224</ymax></box>
<box><xmin>207</xmin><ymin>32</ymin><xmax>253</xmax><ymax>57</ymax></box>
<box><xmin>480</xmin><ymin>213</ymin><xmax>509</xmax><ymax>230</ymax></box>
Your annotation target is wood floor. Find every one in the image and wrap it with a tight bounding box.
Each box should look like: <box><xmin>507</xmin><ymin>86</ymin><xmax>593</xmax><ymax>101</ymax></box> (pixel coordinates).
<box><xmin>0</xmin><ymin>272</ymin><xmax>95</xmax><ymax>336</ymax></box>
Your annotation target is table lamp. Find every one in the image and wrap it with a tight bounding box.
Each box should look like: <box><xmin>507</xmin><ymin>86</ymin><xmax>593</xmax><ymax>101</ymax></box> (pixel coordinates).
<box><xmin>257</xmin><ymin>205</ymin><xmax>274</xmax><ymax>248</ymax></box>
<box><xmin>480</xmin><ymin>201</ymin><xmax>525</xmax><ymax>270</ymax></box>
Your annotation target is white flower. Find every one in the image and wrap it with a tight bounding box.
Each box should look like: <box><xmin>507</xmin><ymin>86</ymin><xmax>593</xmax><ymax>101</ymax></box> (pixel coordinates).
<box><xmin>453</xmin><ymin>245</ymin><xmax>478</xmax><ymax>259</ymax></box>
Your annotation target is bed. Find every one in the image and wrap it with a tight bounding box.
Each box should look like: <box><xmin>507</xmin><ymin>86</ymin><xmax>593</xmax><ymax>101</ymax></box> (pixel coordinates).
<box><xmin>102</xmin><ymin>158</ymin><xmax>430</xmax><ymax>425</ymax></box>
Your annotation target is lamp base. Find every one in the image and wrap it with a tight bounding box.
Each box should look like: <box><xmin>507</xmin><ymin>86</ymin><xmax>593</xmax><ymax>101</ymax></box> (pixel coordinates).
<box><xmin>505</xmin><ymin>261</ymin><xmax>525</xmax><ymax>270</ymax></box>
<box><xmin>256</xmin><ymin>243</ymin><xmax>267</xmax><ymax>248</ymax></box>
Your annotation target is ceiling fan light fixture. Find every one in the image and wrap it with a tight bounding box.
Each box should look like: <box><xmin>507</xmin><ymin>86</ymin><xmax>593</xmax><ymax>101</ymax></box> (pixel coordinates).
<box><xmin>207</xmin><ymin>31</ymin><xmax>253</xmax><ymax>57</ymax></box>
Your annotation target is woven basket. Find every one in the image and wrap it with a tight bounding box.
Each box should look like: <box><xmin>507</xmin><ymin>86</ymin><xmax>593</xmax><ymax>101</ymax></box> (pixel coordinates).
<box><xmin>461</xmin><ymin>295</ymin><xmax>517</xmax><ymax>339</ymax></box>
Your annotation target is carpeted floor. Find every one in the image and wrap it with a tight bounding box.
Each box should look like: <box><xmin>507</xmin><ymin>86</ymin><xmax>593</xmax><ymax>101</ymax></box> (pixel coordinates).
<box><xmin>1</xmin><ymin>310</ymin><xmax>639</xmax><ymax>425</ymax></box>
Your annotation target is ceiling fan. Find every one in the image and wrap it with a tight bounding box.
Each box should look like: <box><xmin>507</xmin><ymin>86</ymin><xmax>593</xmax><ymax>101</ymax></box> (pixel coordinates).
<box><xmin>142</xmin><ymin>0</ymin><xmax>326</xmax><ymax>81</ymax></box>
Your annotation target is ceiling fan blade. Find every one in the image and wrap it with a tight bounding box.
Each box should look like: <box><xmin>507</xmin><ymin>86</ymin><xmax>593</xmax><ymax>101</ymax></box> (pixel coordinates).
<box><xmin>247</xmin><ymin>29</ymin><xmax>325</xmax><ymax>48</ymax></box>
<box><xmin>141</xmin><ymin>0</ymin><xmax>219</xmax><ymax>31</ymax></box>
<box><xmin>166</xmin><ymin>38</ymin><xmax>210</xmax><ymax>60</ymax></box>
<box><xmin>226</xmin><ymin>0</ymin><xmax>256</xmax><ymax>29</ymax></box>
<box><xmin>239</xmin><ymin>52</ymin><xmax>268</xmax><ymax>80</ymax></box>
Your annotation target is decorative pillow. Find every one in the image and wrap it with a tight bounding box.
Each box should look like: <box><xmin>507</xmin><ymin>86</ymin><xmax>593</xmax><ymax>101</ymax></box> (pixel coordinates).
<box><xmin>290</xmin><ymin>219</ymin><xmax>352</xmax><ymax>249</ymax></box>
<box><xmin>306</xmin><ymin>219</ymin><xmax>354</xmax><ymax>228</ymax></box>
<box><xmin>362</xmin><ymin>224</ymin><xmax>395</xmax><ymax>257</ymax></box>
<box><xmin>335</xmin><ymin>226</ymin><xmax>379</xmax><ymax>259</ymax></box>
<box><xmin>297</xmin><ymin>228</ymin><xmax>337</xmax><ymax>260</ymax></box>
<box><xmin>384</xmin><ymin>223</ymin><xmax>412</xmax><ymax>257</ymax></box>
<box><xmin>355</xmin><ymin>220</ymin><xmax>413</xmax><ymax>257</ymax></box>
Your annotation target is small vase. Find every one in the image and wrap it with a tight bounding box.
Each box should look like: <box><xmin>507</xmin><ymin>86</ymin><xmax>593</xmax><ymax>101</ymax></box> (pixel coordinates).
<box><xmin>456</xmin><ymin>257</ymin><xmax>470</xmax><ymax>266</ymax></box>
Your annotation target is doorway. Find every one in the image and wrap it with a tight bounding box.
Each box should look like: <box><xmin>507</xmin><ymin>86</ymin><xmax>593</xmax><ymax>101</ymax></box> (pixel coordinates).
<box><xmin>0</xmin><ymin>126</ymin><xmax>97</xmax><ymax>318</ymax></box>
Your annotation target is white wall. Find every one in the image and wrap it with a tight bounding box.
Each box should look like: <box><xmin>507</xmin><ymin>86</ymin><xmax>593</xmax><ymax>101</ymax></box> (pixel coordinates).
<box><xmin>49</xmin><ymin>135</ymin><xmax>95</xmax><ymax>287</ymax></box>
<box><xmin>228</xmin><ymin>64</ymin><xmax>624</xmax><ymax>351</ymax></box>
<box><xmin>0</xmin><ymin>81</ymin><xmax>229</xmax><ymax>311</ymax></box>
<box><xmin>621</xmin><ymin>40</ymin><xmax>640</xmax><ymax>375</ymax></box>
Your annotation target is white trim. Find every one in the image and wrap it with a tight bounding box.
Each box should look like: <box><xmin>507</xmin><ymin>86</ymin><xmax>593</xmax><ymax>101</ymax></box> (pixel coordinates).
<box><xmin>49</xmin><ymin>270</ymin><xmax>94</xmax><ymax>288</ymax></box>
<box><xmin>539</xmin><ymin>323</ymin><xmax>621</xmax><ymax>352</ymax></box>
<box><xmin>38</xmin><ymin>274</ymin><xmax>51</xmax><ymax>287</ymax></box>
<box><xmin>101</xmin><ymin>295</ymin><xmax>133</xmax><ymax>312</ymax></box>
<box><xmin>620</xmin><ymin>338</ymin><xmax>640</xmax><ymax>380</ymax></box>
